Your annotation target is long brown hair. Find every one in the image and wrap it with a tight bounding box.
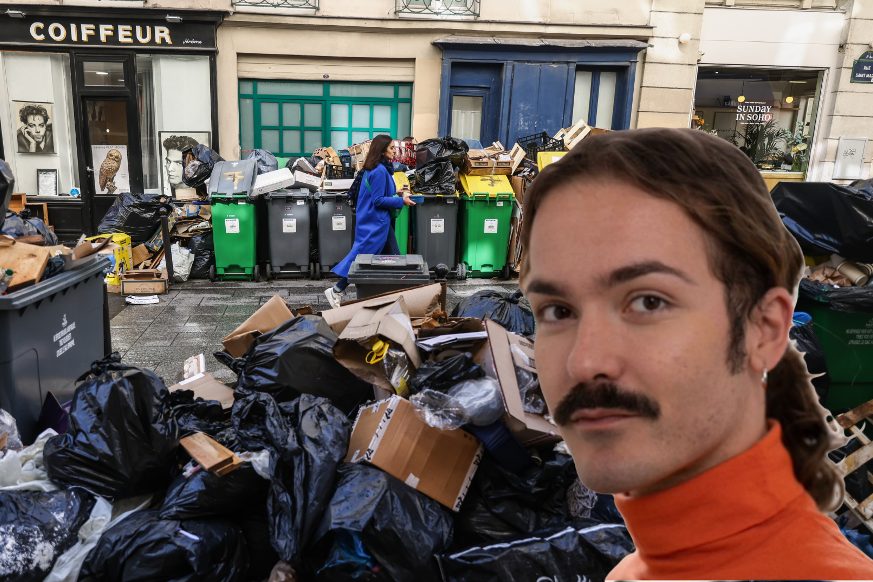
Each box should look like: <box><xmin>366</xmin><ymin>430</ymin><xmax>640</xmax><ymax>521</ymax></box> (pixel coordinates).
<box><xmin>363</xmin><ymin>134</ymin><xmax>394</xmax><ymax>171</ymax></box>
<box><xmin>521</xmin><ymin>128</ymin><xmax>843</xmax><ymax>511</ymax></box>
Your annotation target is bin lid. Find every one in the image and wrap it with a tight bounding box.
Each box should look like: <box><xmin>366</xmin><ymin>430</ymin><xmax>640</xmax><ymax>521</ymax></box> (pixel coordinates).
<box><xmin>208</xmin><ymin>159</ymin><xmax>257</xmax><ymax>197</ymax></box>
<box><xmin>349</xmin><ymin>254</ymin><xmax>429</xmax><ymax>277</ymax></box>
<box><xmin>317</xmin><ymin>190</ymin><xmax>349</xmax><ymax>201</ymax></box>
<box><xmin>459</xmin><ymin>174</ymin><xmax>514</xmax><ymax>198</ymax></box>
<box><xmin>266</xmin><ymin>188</ymin><xmax>311</xmax><ymax>200</ymax></box>
<box><xmin>537</xmin><ymin>151</ymin><xmax>567</xmax><ymax>168</ymax></box>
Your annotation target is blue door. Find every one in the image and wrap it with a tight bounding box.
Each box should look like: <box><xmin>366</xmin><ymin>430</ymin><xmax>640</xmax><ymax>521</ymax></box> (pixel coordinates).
<box><xmin>447</xmin><ymin>63</ymin><xmax>502</xmax><ymax>145</ymax></box>
<box><xmin>506</xmin><ymin>62</ymin><xmax>572</xmax><ymax>147</ymax></box>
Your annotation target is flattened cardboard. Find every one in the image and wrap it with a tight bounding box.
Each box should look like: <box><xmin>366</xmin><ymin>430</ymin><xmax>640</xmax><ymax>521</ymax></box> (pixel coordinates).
<box><xmin>322</xmin><ymin>282</ymin><xmax>442</xmax><ymax>336</ymax></box>
<box><xmin>252</xmin><ymin>167</ymin><xmax>295</xmax><ymax>196</ymax></box>
<box><xmin>222</xmin><ymin>294</ymin><xmax>293</xmax><ymax>357</ymax></box>
<box><xmin>131</xmin><ymin>244</ymin><xmax>151</xmax><ymax>267</ymax></box>
<box><xmin>293</xmin><ymin>170</ymin><xmax>322</xmax><ymax>192</ymax></box>
<box><xmin>345</xmin><ymin>395</ymin><xmax>483</xmax><ymax>511</ymax></box>
<box><xmin>480</xmin><ymin>320</ymin><xmax>560</xmax><ymax>446</ymax></box>
<box><xmin>334</xmin><ymin>297</ymin><xmax>422</xmax><ymax>393</ymax></box>
<box><xmin>170</xmin><ymin>372</ymin><xmax>234</xmax><ymax>410</ymax></box>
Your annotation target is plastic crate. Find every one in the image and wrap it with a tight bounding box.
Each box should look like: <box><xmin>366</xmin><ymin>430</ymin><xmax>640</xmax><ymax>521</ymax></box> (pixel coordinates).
<box><xmin>516</xmin><ymin>131</ymin><xmax>565</xmax><ymax>161</ymax></box>
<box><xmin>325</xmin><ymin>164</ymin><xmax>356</xmax><ymax>180</ymax></box>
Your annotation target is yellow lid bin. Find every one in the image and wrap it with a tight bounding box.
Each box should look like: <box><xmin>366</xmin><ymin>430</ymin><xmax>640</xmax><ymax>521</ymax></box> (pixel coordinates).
<box><xmin>458</xmin><ymin>173</ymin><xmax>514</xmax><ymax>279</ymax></box>
<box><xmin>459</xmin><ymin>174</ymin><xmax>515</xmax><ymax>198</ymax></box>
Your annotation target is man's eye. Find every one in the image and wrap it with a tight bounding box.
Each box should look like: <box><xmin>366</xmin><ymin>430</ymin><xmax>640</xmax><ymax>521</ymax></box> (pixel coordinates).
<box><xmin>629</xmin><ymin>295</ymin><xmax>668</xmax><ymax>313</ymax></box>
<box><xmin>538</xmin><ymin>305</ymin><xmax>573</xmax><ymax>322</ymax></box>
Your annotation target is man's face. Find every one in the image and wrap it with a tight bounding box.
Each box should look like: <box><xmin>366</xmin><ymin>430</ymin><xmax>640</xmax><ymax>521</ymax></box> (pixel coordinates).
<box><xmin>524</xmin><ymin>179</ymin><xmax>765</xmax><ymax>496</ymax></box>
<box><xmin>26</xmin><ymin>114</ymin><xmax>47</xmax><ymax>143</ymax></box>
<box><xmin>164</xmin><ymin>149</ymin><xmax>184</xmax><ymax>185</ymax></box>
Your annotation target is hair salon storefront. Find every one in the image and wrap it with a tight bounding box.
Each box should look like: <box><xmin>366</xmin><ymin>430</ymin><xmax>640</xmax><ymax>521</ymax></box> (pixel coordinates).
<box><xmin>0</xmin><ymin>6</ymin><xmax>222</xmax><ymax>242</ymax></box>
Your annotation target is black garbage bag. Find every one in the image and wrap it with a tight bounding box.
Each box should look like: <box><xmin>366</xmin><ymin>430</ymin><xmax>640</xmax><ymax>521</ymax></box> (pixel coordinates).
<box><xmin>233</xmin><ymin>392</ymin><xmax>351</xmax><ymax>567</ymax></box>
<box><xmin>183</xmin><ymin>144</ymin><xmax>224</xmax><ymax>188</ymax></box>
<box><xmin>453</xmin><ymin>450</ymin><xmax>580</xmax><ymax>549</ymax></box>
<box><xmin>168</xmin><ymin>388</ymin><xmax>230</xmax><ymax>438</ymax></box>
<box><xmin>798</xmin><ymin>278</ymin><xmax>873</xmax><ymax>313</ymax></box>
<box><xmin>236</xmin><ymin>505</ymin><xmax>281</xmax><ymax>582</ymax></box>
<box><xmin>409</xmin><ymin>352</ymin><xmax>485</xmax><ymax>395</ymax></box>
<box><xmin>246</xmin><ymin>148</ymin><xmax>279</xmax><ymax>175</ymax></box>
<box><xmin>309</xmin><ymin>463</ymin><xmax>453</xmax><ymax>582</ymax></box>
<box><xmin>159</xmin><ymin>464</ymin><xmax>269</xmax><ymax>521</ymax></box>
<box><xmin>780</xmin><ymin>214</ymin><xmax>840</xmax><ymax>257</ymax></box>
<box><xmin>216</xmin><ymin>315</ymin><xmax>372</xmax><ymax>415</ymax></box>
<box><xmin>452</xmin><ymin>289</ymin><xmax>536</xmax><ymax>337</ymax></box>
<box><xmin>789</xmin><ymin>319</ymin><xmax>830</xmax><ymax>404</ymax></box>
<box><xmin>437</xmin><ymin>520</ymin><xmax>634</xmax><ymax>581</ymax></box>
<box><xmin>188</xmin><ymin>231</ymin><xmax>215</xmax><ymax>279</ymax></box>
<box><xmin>517</xmin><ymin>367</ymin><xmax>546</xmax><ymax>415</ymax></box>
<box><xmin>415</xmin><ymin>136</ymin><xmax>469</xmax><ymax>168</ymax></box>
<box><xmin>96</xmin><ymin>192</ymin><xmax>164</xmax><ymax>243</ymax></box>
<box><xmin>413</xmin><ymin>160</ymin><xmax>456</xmax><ymax>196</ymax></box>
<box><xmin>79</xmin><ymin>509</ymin><xmax>247</xmax><ymax>581</ymax></box>
<box><xmin>772</xmin><ymin>182</ymin><xmax>873</xmax><ymax>263</ymax></box>
<box><xmin>851</xmin><ymin>178</ymin><xmax>873</xmax><ymax>197</ymax></box>
<box><xmin>43</xmin><ymin>353</ymin><xmax>180</xmax><ymax>498</ymax></box>
<box><xmin>0</xmin><ymin>488</ymin><xmax>96</xmax><ymax>581</ymax></box>
<box><xmin>2</xmin><ymin>211</ymin><xmax>58</xmax><ymax>245</ymax></box>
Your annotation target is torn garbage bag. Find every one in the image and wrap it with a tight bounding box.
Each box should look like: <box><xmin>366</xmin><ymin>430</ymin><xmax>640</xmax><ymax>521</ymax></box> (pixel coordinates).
<box><xmin>409</xmin><ymin>352</ymin><xmax>484</xmax><ymax>395</ymax></box>
<box><xmin>79</xmin><ymin>509</ymin><xmax>247</xmax><ymax>582</ymax></box>
<box><xmin>411</xmin><ymin>377</ymin><xmax>504</xmax><ymax>430</ymax></box>
<box><xmin>452</xmin><ymin>289</ymin><xmax>536</xmax><ymax>337</ymax></box>
<box><xmin>413</xmin><ymin>160</ymin><xmax>456</xmax><ymax>197</ymax></box>
<box><xmin>43</xmin><ymin>353</ymin><xmax>179</xmax><ymax>498</ymax></box>
<box><xmin>309</xmin><ymin>463</ymin><xmax>453</xmax><ymax>582</ymax></box>
<box><xmin>96</xmin><ymin>193</ymin><xmax>163</xmax><ymax>244</ymax></box>
<box><xmin>246</xmin><ymin>149</ymin><xmax>279</xmax><ymax>175</ymax></box>
<box><xmin>232</xmin><ymin>392</ymin><xmax>350</xmax><ymax>567</ymax></box>
<box><xmin>437</xmin><ymin>521</ymin><xmax>634</xmax><ymax>581</ymax></box>
<box><xmin>219</xmin><ymin>315</ymin><xmax>372</xmax><ymax>415</ymax></box>
<box><xmin>772</xmin><ymin>181</ymin><xmax>873</xmax><ymax>263</ymax></box>
<box><xmin>0</xmin><ymin>488</ymin><xmax>96</xmax><ymax>581</ymax></box>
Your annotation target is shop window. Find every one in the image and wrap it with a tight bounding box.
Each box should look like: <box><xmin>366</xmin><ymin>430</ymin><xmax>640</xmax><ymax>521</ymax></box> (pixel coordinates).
<box><xmin>451</xmin><ymin>95</ymin><xmax>483</xmax><ymax>141</ymax></box>
<box><xmin>0</xmin><ymin>52</ymin><xmax>78</xmax><ymax>197</ymax></box>
<box><xmin>693</xmin><ymin>67</ymin><xmax>822</xmax><ymax>174</ymax></box>
<box><xmin>239</xmin><ymin>80</ymin><xmax>412</xmax><ymax>157</ymax></box>
<box><xmin>395</xmin><ymin>0</ymin><xmax>480</xmax><ymax>18</ymax></box>
<box><xmin>83</xmin><ymin>61</ymin><xmax>125</xmax><ymax>88</ymax></box>
<box><xmin>572</xmin><ymin>68</ymin><xmax>622</xmax><ymax>130</ymax></box>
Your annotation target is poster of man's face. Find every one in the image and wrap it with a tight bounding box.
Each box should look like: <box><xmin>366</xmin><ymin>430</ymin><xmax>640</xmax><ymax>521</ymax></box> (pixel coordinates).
<box><xmin>159</xmin><ymin>131</ymin><xmax>210</xmax><ymax>197</ymax></box>
<box><xmin>15</xmin><ymin>101</ymin><xmax>54</xmax><ymax>154</ymax></box>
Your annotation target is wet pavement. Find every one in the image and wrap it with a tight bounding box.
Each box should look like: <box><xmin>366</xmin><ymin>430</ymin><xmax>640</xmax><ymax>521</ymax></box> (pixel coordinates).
<box><xmin>109</xmin><ymin>278</ymin><xmax>520</xmax><ymax>386</ymax></box>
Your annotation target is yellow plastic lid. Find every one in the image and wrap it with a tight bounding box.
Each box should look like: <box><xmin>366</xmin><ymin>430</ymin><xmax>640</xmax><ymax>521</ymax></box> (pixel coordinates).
<box><xmin>537</xmin><ymin>151</ymin><xmax>567</xmax><ymax>169</ymax></box>
<box><xmin>459</xmin><ymin>174</ymin><xmax>514</xmax><ymax>198</ymax></box>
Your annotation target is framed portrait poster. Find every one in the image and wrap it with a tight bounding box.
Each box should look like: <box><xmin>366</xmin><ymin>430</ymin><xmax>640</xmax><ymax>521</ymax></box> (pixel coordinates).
<box><xmin>91</xmin><ymin>145</ymin><xmax>130</xmax><ymax>195</ymax></box>
<box><xmin>14</xmin><ymin>101</ymin><xmax>55</xmax><ymax>154</ymax></box>
<box><xmin>158</xmin><ymin>131</ymin><xmax>211</xmax><ymax>197</ymax></box>
<box><xmin>37</xmin><ymin>168</ymin><xmax>58</xmax><ymax>196</ymax></box>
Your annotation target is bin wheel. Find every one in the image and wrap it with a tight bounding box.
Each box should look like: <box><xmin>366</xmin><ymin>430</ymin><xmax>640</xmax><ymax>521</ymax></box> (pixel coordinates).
<box><xmin>208</xmin><ymin>265</ymin><xmax>217</xmax><ymax>282</ymax></box>
<box><xmin>315</xmin><ymin>263</ymin><xmax>322</xmax><ymax>280</ymax></box>
<box><xmin>253</xmin><ymin>265</ymin><xmax>261</xmax><ymax>282</ymax></box>
<box><xmin>456</xmin><ymin>263</ymin><xmax>467</xmax><ymax>280</ymax></box>
<box><xmin>500</xmin><ymin>264</ymin><xmax>511</xmax><ymax>280</ymax></box>
<box><xmin>264</xmin><ymin>263</ymin><xmax>273</xmax><ymax>282</ymax></box>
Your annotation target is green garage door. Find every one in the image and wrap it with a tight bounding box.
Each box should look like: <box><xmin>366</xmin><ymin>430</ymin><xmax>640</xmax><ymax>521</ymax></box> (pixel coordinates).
<box><xmin>239</xmin><ymin>80</ymin><xmax>413</xmax><ymax>157</ymax></box>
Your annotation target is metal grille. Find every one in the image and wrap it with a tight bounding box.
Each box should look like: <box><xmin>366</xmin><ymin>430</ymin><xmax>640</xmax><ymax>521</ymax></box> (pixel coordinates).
<box><xmin>395</xmin><ymin>0</ymin><xmax>480</xmax><ymax>17</ymax></box>
<box><xmin>232</xmin><ymin>0</ymin><xmax>318</xmax><ymax>8</ymax></box>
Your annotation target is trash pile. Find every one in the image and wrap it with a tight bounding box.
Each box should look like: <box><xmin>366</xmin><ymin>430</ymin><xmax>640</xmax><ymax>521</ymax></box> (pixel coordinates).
<box><xmin>0</xmin><ymin>282</ymin><xmax>634</xmax><ymax>581</ymax></box>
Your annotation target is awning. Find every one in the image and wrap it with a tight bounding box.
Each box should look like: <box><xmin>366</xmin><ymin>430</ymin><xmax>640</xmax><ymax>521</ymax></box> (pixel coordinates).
<box><xmin>432</xmin><ymin>36</ymin><xmax>648</xmax><ymax>50</ymax></box>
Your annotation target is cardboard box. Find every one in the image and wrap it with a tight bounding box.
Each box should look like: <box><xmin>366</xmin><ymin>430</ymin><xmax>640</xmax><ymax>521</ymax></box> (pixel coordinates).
<box><xmin>464</xmin><ymin>149</ymin><xmax>513</xmax><ymax>176</ymax></box>
<box><xmin>509</xmin><ymin>143</ymin><xmax>527</xmax><ymax>174</ymax></box>
<box><xmin>85</xmin><ymin>233</ymin><xmax>133</xmax><ymax>275</ymax></box>
<box><xmin>334</xmin><ymin>296</ymin><xmax>422</xmax><ymax>394</ymax></box>
<box><xmin>510</xmin><ymin>176</ymin><xmax>527</xmax><ymax>206</ymax></box>
<box><xmin>479</xmin><ymin>320</ymin><xmax>560</xmax><ymax>446</ymax></box>
<box><xmin>120</xmin><ymin>269</ymin><xmax>168</xmax><ymax>295</ymax></box>
<box><xmin>293</xmin><ymin>170</ymin><xmax>322</xmax><ymax>192</ymax></box>
<box><xmin>252</xmin><ymin>167</ymin><xmax>295</xmax><ymax>197</ymax></box>
<box><xmin>131</xmin><ymin>244</ymin><xmax>151</xmax><ymax>267</ymax></box>
<box><xmin>346</xmin><ymin>395</ymin><xmax>483</xmax><ymax>511</ymax></box>
<box><xmin>169</xmin><ymin>372</ymin><xmax>234</xmax><ymax>409</ymax></box>
<box><xmin>222</xmin><ymin>294</ymin><xmax>293</xmax><ymax>357</ymax></box>
<box><xmin>537</xmin><ymin>151</ymin><xmax>567</xmax><ymax>168</ymax></box>
<box><xmin>321</xmin><ymin>282</ymin><xmax>442</xmax><ymax>336</ymax></box>
<box><xmin>174</xmin><ymin>187</ymin><xmax>199</xmax><ymax>201</ymax></box>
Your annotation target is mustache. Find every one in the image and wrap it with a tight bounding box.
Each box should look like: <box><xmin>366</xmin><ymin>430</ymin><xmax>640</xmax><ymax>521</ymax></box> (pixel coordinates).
<box><xmin>553</xmin><ymin>382</ymin><xmax>661</xmax><ymax>426</ymax></box>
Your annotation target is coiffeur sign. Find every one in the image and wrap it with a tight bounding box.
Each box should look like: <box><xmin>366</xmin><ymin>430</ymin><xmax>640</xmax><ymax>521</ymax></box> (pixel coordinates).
<box><xmin>0</xmin><ymin>13</ymin><xmax>217</xmax><ymax>50</ymax></box>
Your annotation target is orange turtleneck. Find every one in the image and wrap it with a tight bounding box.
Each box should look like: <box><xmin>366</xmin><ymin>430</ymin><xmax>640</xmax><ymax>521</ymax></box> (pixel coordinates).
<box><xmin>609</xmin><ymin>423</ymin><xmax>873</xmax><ymax>580</ymax></box>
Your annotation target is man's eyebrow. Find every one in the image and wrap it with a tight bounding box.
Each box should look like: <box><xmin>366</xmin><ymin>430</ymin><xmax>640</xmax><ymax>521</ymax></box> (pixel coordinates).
<box><xmin>600</xmin><ymin>260</ymin><xmax>696</xmax><ymax>288</ymax></box>
<box><xmin>524</xmin><ymin>279</ymin><xmax>566</xmax><ymax>297</ymax></box>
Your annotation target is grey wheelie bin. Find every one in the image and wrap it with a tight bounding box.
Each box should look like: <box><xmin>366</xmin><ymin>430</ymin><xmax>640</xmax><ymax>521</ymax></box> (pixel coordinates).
<box><xmin>265</xmin><ymin>188</ymin><xmax>312</xmax><ymax>279</ymax></box>
<box><xmin>412</xmin><ymin>192</ymin><xmax>465</xmax><ymax>278</ymax></box>
<box><xmin>314</xmin><ymin>190</ymin><xmax>354</xmax><ymax>279</ymax></box>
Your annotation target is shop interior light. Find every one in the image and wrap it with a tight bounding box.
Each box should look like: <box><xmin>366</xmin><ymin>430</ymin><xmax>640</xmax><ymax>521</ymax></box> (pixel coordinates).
<box><xmin>95</xmin><ymin>72</ymin><xmax>109</xmax><ymax>76</ymax></box>
<box><xmin>166</xmin><ymin>14</ymin><xmax>183</xmax><ymax>23</ymax></box>
<box><xmin>5</xmin><ymin>9</ymin><xmax>25</xmax><ymax>18</ymax></box>
<box><xmin>738</xmin><ymin>95</ymin><xmax>746</xmax><ymax>103</ymax></box>
<box><xmin>785</xmin><ymin>96</ymin><xmax>794</xmax><ymax>104</ymax></box>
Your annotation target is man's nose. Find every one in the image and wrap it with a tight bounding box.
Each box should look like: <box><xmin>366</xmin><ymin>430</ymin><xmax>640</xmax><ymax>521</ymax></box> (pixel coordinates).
<box><xmin>566</xmin><ymin>312</ymin><xmax>624</xmax><ymax>384</ymax></box>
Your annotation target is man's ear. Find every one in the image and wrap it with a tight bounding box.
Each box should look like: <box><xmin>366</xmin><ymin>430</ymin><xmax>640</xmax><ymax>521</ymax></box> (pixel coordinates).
<box><xmin>746</xmin><ymin>287</ymin><xmax>795</xmax><ymax>374</ymax></box>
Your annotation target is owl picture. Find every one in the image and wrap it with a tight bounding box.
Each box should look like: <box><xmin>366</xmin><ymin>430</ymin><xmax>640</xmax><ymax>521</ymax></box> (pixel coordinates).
<box><xmin>99</xmin><ymin>148</ymin><xmax>122</xmax><ymax>195</ymax></box>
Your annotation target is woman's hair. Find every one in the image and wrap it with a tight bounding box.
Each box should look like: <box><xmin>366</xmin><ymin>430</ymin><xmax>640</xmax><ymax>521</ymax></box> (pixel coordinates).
<box><xmin>363</xmin><ymin>134</ymin><xmax>394</xmax><ymax>171</ymax></box>
<box><xmin>520</xmin><ymin>127</ymin><xmax>844</xmax><ymax>511</ymax></box>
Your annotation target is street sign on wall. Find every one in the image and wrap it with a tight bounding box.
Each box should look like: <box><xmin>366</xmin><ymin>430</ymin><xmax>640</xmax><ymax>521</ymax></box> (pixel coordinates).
<box><xmin>851</xmin><ymin>51</ymin><xmax>873</xmax><ymax>84</ymax></box>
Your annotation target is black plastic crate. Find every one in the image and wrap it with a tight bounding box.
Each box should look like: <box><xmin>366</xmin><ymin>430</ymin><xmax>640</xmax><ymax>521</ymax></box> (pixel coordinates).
<box><xmin>325</xmin><ymin>164</ymin><xmax>356</xmax><ymax>179</ymax></box>
<box><xmin>517</xmin><ymin>131</ymin><xmax>565</xmax><ymax>160</ymax></box>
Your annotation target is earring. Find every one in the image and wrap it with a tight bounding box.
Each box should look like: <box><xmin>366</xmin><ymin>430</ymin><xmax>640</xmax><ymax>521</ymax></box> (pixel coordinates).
<box><xmin>762</xmin><ymin>368</ymin><xmax>768</xmax><ymax>386</ymax></box>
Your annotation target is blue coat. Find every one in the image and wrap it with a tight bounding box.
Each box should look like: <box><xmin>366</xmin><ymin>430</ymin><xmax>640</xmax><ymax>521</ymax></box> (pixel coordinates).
<box><xmin>332</xmin><ymin>164</ymin><xmax>404</xmax><ymax>278</ymax></box>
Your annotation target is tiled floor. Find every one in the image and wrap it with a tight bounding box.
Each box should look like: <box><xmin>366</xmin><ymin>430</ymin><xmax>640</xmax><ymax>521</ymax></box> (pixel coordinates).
<box><xmin>110</xmin><ymin>279</ymin><xmax>521</xmax><ymax>386</ymax></box>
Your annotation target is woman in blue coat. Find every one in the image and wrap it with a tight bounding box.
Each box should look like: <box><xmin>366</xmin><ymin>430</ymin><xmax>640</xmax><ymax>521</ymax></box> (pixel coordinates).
<box><xmin>325</xmin><ymin>134</ymin><xmax>415</xmax><ymax>308</ymax></box>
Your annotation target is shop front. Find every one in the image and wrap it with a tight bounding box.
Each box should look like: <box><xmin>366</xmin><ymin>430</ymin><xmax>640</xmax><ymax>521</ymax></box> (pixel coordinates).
<box><xmin>0</xmin><ymin>6</ymin><xmax>222</xmax><ymax>242</ymax></box>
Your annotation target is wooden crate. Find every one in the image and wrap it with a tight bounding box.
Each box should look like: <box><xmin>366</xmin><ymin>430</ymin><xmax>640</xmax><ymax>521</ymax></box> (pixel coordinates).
<box><xmin>834</xmin><ymin>399</ymin><xmax>873</xmax><ymax>533</ymax></box>
<box><xmin>9</xmin><ymin>193</ymin><xmax>26</xmax><ymax>214</ymax></box>
<box><xmin>24</xmin><ymin>202</ymin><xmax>50</xmax><ymax>226</ymax></box>
<box><xmin>554</xmin><ymin>121</ymin><xmax>611</xmax><ymax>151</ymax></box>
<box><xmin>120</xmin><ymin>269</ymin><xmax>168</xmax><ymax>295</ymax></box>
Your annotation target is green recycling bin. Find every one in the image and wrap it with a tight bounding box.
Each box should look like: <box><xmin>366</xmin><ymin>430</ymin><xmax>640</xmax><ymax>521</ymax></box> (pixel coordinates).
<box><xmin>395</xmin><ymin>204</ymin><xmax>410</xmax><ymax>254</ymax></box>
<box><xmin>459</xmin><ymin>174</ymin><xmax>514</xmax><ymax>279</ymax></box>
<box><xmin>211</xmin><ymin>193</ymin><xmax>259</xmax><ymax>281</ymax></box>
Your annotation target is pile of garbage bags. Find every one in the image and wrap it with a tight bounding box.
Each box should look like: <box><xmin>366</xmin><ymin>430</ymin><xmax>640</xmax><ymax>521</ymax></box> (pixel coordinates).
<box><xmin>413</xmin><ymin>137</ymin><xmax>469</xmax><ymax>196</ymax></box>
<box><xmin>0</xmin><ymin>294</ymin><xmax>634</xmax><ymax>581</ymax></box>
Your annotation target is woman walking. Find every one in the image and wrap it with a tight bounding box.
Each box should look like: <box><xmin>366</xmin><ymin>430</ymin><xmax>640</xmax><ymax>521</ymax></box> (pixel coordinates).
<box><xmin>325</xmin><ymin>134</ymin><xmax>415</xmax><ymax>308</ymax></box>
